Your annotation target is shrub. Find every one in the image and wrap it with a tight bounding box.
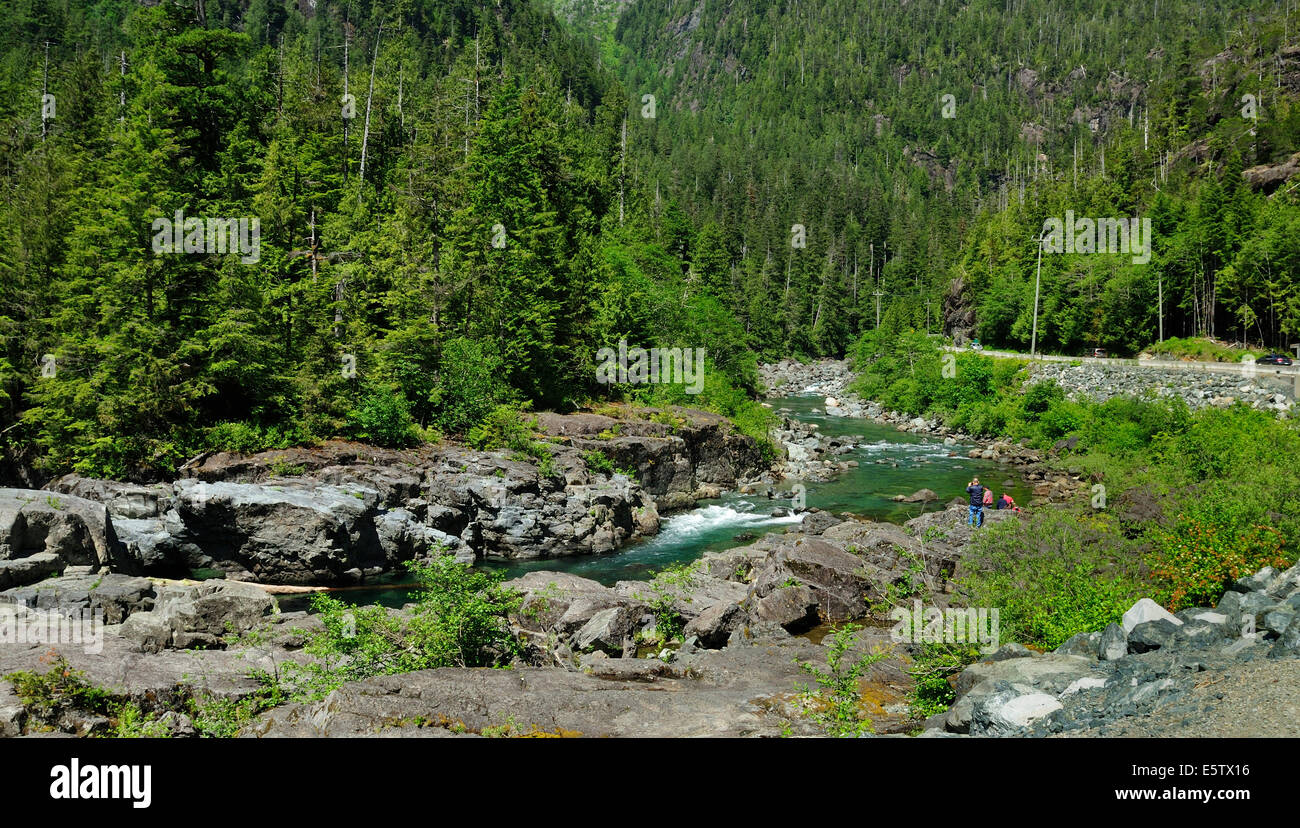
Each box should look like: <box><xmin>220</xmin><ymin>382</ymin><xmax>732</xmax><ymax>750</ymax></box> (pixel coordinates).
<box><xmin>959</xmin><ymin>510</ymin><xmax>1149</xmax><ymax>649</ymax></box>
<box><xmin>346</xmin><ymin>383</ymin><xmax>421</xmax><ymax>447</ymax></box>
<box><xmin>467</xmin><ymin>404</ymin><xmax>556</xmax><ymax>477</ymax></box>
<box><xmin>906</xmin><ymin>642</ymin><xmax>981</xmax><ymax>719</ymax></box>
<box><xmin>205</xmin><ymin>421</ymin><xmax>307</xmax><ymax>454</ymax></box>
<box><xmin>6</xmin><ymin>655</ymin><xmax>116</xmax><ymax>726</ymax></box>
<box><xmin>1150</xmin><ymin>506</ymin><xmax>1291</xmax><ymax>610</ymax></box>
<box><xmin>428</xmin><ymin>338</ymin><xmax>514</xmax><ymax>435</ymax></box>
<box><xmin>793</xmin><ymin>624</ymin><xmax>889</xmax><ymax>737</ymax></box>
<box><xmin>283</xmin><ymin>555</ymin><xmax>522</xmax><ymax>700</ymax></box>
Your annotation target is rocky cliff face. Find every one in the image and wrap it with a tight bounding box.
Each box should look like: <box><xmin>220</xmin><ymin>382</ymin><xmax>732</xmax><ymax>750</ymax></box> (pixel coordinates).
<box><xmin>0</xmin><ymin>408</ymin><xmax>768</xmax><ymax>587</ymax></box>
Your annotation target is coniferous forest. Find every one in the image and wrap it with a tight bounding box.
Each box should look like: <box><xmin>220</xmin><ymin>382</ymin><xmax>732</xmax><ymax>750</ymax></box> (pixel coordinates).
<box><xmin>0</xmin><ymin>0</ymin><xmax>1298</xmax><ymax>480</ymax></box>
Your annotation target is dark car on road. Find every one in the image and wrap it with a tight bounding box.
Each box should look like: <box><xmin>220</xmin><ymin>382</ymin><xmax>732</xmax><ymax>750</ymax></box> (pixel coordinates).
<box><xmin>1259</xmin><ymin>353</ymin><xmax>1294</xmax><ymax>366</ymax></box>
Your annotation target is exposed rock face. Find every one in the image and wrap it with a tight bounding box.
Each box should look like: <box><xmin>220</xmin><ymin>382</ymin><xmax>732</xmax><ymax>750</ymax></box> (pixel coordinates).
<box><xmin>29</xmin><ymin>408</ymin><xmax>766</xmax><ymax>585</ymax></box>
<box><xmin>1</xmin><ymin>572</ymin><xmax>156</xmax><ymax>624</ymax></box>
<box><xmin>0</xmin><ymin>489</ymin><xmax>126</xmax><ymax>588</ymax></box>
<box><xmin>1242</xmin><ymin>150</ymin><xmax>1300</xmax><ymax>193</ymax></box>
<box><xmin>119</xmin><ymin>580</ymin><xmax>276</xmax><ymax>652</ymax></box>
<box><xmin>533</xmin><ymin>408</ymin><xmax>769</xmax><ymax>506</ymax></box>
<box><xmin>243</xmin><ymin>635</ymin><xmax>880</xmax><ymax>738</ymax></box>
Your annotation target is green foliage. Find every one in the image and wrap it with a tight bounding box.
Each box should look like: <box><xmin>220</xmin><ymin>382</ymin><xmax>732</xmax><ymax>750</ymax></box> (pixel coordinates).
<box><xmin>6</xmin><ymin>656</ymin><xmax>116</xmax><ymax>726</ymax></box>
<box><xmin>580</xmin><ymin>449</ymin><xmax>635</xmax><ymax>479</ymax></box>
<box><xmin>959</xmin><ymin>509</ymin><xmax>1150</xmax><ymax>649</ymax></box>
<box><xmin>635</xmin><ymin>561</ymin><xmax>701</xmax><ymax>645</ymax></box>
<box><xmin>467</xmin><ymin>404</ymin><xmax>557</xmax><ymax>477</ymax></box>
<box><xmin>427</xmin><ymin>337</ymin><xmax>516</xmax><ymax>436</ymax></box>
<box><xmin>283</xmin><ymin>555</ymin><xmax>523</xmax><ymax>701</ymax></box>
<box><xmin>793</xmin><ymin>624</ymin><xmax>889</xmax><ymax>738</ymax></box>
<box><xmin>346</xmin><ymin>383</ymin><xmax>421</xmax><ymax>448</ymax></box>
<box><xmin>906</xmin><ymin>642</ymin><xmax>981</xmax><ymax>719</ymax></box>
<box><xmin>205</xmin><ymin>422</ymin><xmax>309</xmax><ymax>455</ymax></box>
<box><xmin>1151</xmin><ymin>506</ymin><xmax>1290</xmax><ymax>610</ymax></box>
<box><xmin>112</xmin><ymin>702</ymin><xmax>172</xmax><ymax>738</ymax></box>
<box><xmin>6</xmin><ymin>655</ymin><xmax>175</xmax><ymax>737</ymax></box>
<box><xmin>1145</xmin><ymin>337</ymin><xmax>1249</xmax><ymax>363</ymax></box>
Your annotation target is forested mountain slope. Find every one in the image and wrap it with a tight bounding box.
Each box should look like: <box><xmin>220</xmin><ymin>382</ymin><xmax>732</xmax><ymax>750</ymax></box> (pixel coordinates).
<box><xmin>560</xmin><ymin>0</ymin><xmax>1300</xmax><ymax>356</ymax></box>
<box><xmin>0</xmin><ymin>0</ymin><xmax>762</xmax><ymax>480</ymax></box>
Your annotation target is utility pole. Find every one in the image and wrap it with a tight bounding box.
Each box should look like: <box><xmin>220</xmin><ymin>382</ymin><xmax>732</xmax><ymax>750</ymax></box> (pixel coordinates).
<box><xmin>1030</xmin><ymin>230</ymin><xmax>1044</xmax><ymax>358</ymax></box>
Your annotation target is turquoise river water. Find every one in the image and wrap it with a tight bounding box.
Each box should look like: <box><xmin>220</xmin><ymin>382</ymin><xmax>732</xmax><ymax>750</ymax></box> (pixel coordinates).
<box><xmin>284</xmin><ymin>395</ymin><xmax>1030</xmax><ymax>609</ymax></box>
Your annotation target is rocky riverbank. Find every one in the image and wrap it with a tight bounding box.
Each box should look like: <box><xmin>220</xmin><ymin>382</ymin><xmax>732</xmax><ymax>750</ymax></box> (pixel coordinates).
<box><xmin>924</xmin><ymin>563</ymin><xmax>1300</xmax><ymax>737</ymax></box>
<box><xmin>0</xmin><ymin>407</ymin><xmax>768</xmax><ymax>590</ymax></box>
<box><xmin>4</xmin><ymin>492</ymin><xmax>1297</xmax><ymax>738</ymax></box>
<box><xmin>1026</xmin><ymin>361</ymin><xmax>1295</xmax><ymax>414</ymax></box>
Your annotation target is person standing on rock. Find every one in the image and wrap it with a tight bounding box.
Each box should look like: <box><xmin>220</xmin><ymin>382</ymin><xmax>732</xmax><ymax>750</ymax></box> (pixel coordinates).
<box><xmin>967</xmin><ymin>477</ymin><xmax>986</xmax><ymax>527</ymax></box>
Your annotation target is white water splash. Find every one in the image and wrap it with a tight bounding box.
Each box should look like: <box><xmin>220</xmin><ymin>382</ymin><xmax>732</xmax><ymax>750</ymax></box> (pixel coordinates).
<box><xmin>646</xmin><ymin>503</ymin><xmax>802</xmax><ymax>548</ymax></box>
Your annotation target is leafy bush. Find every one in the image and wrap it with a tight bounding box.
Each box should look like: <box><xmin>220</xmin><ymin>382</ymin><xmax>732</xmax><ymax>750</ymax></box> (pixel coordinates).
<box><xmin>960</xmin><ymin>509</ymin><xmax>1150</xmax><ymax>649</ymax></box>
<box><xmin>634</xmin><ymin>561</ymin><xmax>701</xmax><ymax>644</ymax></box>
<box><xmin>1021</xmin><ymin>381</ymin><xmax>1065</xmax><ymax>418</ymax></box>
<box><xmin>793</xmin><ymin>624</ymin><xmax>889</xmax><ymax>737</ymax></box>
<box><xmin>283</xmin><ymin>556</ymin><xmax>522</xmax><ymax>700</ymax></box>
<box><xmin>428</xmin><ymin>337</ymin><xmax>515</xmax><ymax>435</ymax></box>
<box><xmin>466</xmin><ymin>404</ymin><xmax>556</xmax><ymax>477</ymax></box>
<box><xmin>906</xmin><ymin>642</ymin><xmax>981</xmax><ymax>719</ymax></box>
<box><xmin>346</xmin><ymin>383</ymin><xmax>421</xmax><ymax>447</ymax></box>
<box><xmin>1150</xmin><ymin>506</ymin><xmax>1290</xmax><ymax>610</ymax></box>
<box><xmin>580</xmin><ymin>449</ymin><xmax>635</xmax><ymax>479</ymax></box>
<box><xmin>6</xmin><ymin>655</ymin><xmax>116</xmax><ymax>726</ymax></box>
<box><xmin>205</xmin><ymin>421</ymin><xmax>308</xmax><ymax>454</ymax></box>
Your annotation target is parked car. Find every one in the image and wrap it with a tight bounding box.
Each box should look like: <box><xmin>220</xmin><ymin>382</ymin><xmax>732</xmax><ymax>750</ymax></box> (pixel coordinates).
<box><xmin>1258</xmin><ymin>353</ymin><xmax>1294</xmax><ymax>366</ymax></box>
<box><xmin>1089</xmin><ymin>348</ymin><xmax>1107</xmax><ymax>358</ymax></box>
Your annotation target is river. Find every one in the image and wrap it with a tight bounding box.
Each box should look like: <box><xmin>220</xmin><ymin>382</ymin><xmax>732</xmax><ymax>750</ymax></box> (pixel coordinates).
<box><xmin>288</xmin><ymin>394</ymin><xmax>1031</xmax><ymax>609</ymax></box>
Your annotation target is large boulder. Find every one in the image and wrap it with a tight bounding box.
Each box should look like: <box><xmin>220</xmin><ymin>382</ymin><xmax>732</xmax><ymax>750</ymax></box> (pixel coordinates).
<box><xmin>172</xmin><ymin>479</ymin><xmax>381</xmax><ymax>584</ymax></box>
<box><xmin>682</xmin><ymin>601</ymin><xmax>745</xmax><ymax>649</ymax></box>
<box><xmin>749</xmin><ymin>536</ymin><xmax>876</xmax><ymax>622</ymax></box>
<box><xmin>505</xmin><ymin>571</ymin><xmax>647</xmax><ymax>653</ymax></box>
<box><xmin>968</xmin><ymin>686</ymin><xmax>1063</xmax><ymax>736</ymax></box>
<box><xmin>0</xmin><ymin>553</ymin><xmax>64</xmax><ymax>590</ymax></box>
<box><xmin>1</xmin><ymin>572</ymin><xmax>156</xmax><ymax>624</ymax></box>
<box><xmin>119</xmin><ymin>580</ymin><xmax>275</xmax><ymax>652</ymax></box>
<box><xmin>0</xmin><ymin>489</ymin><xmax>125</xmax><ymax>580</ymax></box>
<box><xmin>1121</xmin><ymin>598</ymin><xmax>1182</xmax><ymax>633</ymax></box>
<box><xmin>749</xmin><ymin>585</ymin><xmax>820</xmax><ymax>632</ymax></box>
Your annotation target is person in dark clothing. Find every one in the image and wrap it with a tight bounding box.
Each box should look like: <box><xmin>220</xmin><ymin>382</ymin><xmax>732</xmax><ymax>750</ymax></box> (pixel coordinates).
<box><xmin>966</xmin><ymin>477</ymin><xmax>986</xmax><ymax>527</ymax></box>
